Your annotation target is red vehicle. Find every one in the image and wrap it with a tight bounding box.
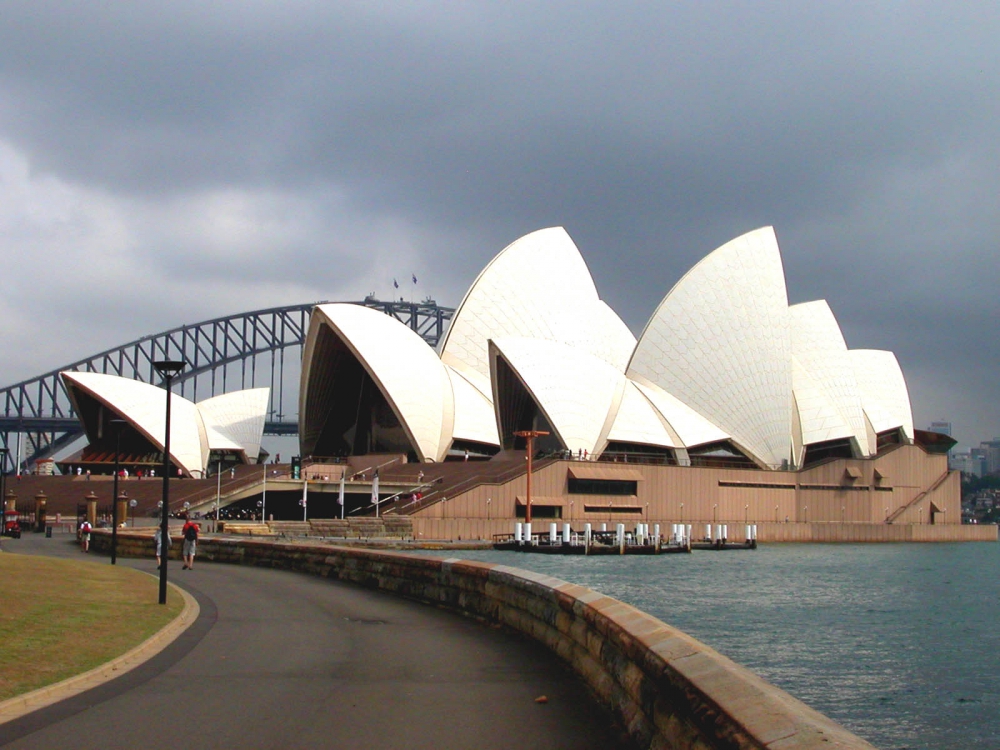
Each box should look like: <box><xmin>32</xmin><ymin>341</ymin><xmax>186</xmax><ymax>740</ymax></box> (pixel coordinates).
<box><xmin>3</xmin><ymin>509</ymin><xmax>21</xmax><ymax>539</ymax></box>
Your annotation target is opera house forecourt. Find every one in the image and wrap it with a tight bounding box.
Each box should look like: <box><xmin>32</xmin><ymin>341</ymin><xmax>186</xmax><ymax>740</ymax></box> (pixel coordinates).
<box><xmin>298</xmin><ymin>226</ymin><xmax>990</xmax><ymax>543</ymax></box>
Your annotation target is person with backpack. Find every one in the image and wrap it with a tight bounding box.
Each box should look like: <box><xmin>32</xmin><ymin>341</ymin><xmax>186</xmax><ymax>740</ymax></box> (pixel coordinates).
<box><xmin>79</xmin><ymin>519</ymin><xmax>92</xmax><ymax>552</ymax></box>
<box><xmin>181</xmin><ymin>515</ymin><xmax>199</xmax><ymax>570</ymax></box>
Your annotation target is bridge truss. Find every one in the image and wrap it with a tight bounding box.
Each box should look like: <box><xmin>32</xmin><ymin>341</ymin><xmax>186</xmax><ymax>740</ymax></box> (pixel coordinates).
<box><xmin>0</xmin><ymin>298</ymin><xmax>453</xmax><ymax>473</ymax></box>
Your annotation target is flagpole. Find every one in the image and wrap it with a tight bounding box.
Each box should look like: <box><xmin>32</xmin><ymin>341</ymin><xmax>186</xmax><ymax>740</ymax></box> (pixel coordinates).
<box><xmin>302</xmin><ymin>477</ymin><xmax>308</xmax><ymax>521</ymax></box>
<box><xmin>262</xmin><ymin>465</ymin><xmax>267</xmax><ymax>523</ymax></box>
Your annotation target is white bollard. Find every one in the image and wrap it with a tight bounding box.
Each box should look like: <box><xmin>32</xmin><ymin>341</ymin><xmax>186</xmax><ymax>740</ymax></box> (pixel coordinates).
<box><xmin>514</xmin><ymin>522</ymin><xmax>523</xmax><ymax>543</ymax></box>
<box><xmin>705</xmin><ymin>524</ymin><xmax>712</xmax><ymax>541</ymax></box>
<box><xmin>654</xmin><ymin>524</ymin><xmax>660</xmax><ymax>544</ymax></box>
<box><xmin>550</xmin><ymin>522</ymin><xmax>558</xmax><ymax>544</ymax></box>
<box><xmin>616</xmin><ymin>523</ymin><xmax>625</xmax><ymax>547</ymax></box>
<box><xmin>722</xmin><ymin>524</ymin><xmax>728</xmax><ymax>542</ymax></box>
<box><xmin>685</xmin><ymin>524</ymin><xmax>692</xmax><ymax>544</ymax></box>
<box><xmin>601</xmin><ymin>522</ymin><xmax>607</xmax><ymax>532</ymax></box>
<box><xmin>563</xmin><ymin>523</ymin><xmax>571</xmax><ymax>544</ymax></box>
<box><xmin>745</xmin><ymin>524</ymin><xmax>751</xmax><ymax>542</ymax></box>
<box><xmin>524</xmin><ymin>522</ymin><xmax>532</xmax><ymax>544</ymax></box>
<box><xmin>752</xmin><ymin>524</ymin><xmax>758</xmax><ymax>540</ymax></box>
<box><xmin>584</xmin><ymin>523</ymin><xmax>592</xmax><ymax>547</ymax></box>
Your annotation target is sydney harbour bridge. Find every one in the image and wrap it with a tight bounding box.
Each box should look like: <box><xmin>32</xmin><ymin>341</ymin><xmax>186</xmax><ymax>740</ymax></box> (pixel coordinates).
<box><xmin>0</xmin><ymin>298</ymin><xmax>454</xmax><ymax>473</ymax></box>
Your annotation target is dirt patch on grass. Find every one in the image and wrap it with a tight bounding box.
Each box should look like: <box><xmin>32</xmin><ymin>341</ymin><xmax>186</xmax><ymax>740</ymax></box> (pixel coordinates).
<box><xmin>0</xmin><ymin>554</ymin><xmax>183</xmax><ymax>700</ymax></box>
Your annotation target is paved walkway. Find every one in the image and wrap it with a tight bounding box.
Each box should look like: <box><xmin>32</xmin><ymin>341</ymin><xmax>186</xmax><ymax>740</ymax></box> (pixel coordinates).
<box><xmin>0</xmin><ymin>534</ymin><xmax>632</xmax><ymax>749</ymax></box>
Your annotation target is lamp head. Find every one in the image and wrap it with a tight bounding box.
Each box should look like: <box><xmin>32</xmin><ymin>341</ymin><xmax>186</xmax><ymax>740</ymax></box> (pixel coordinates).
<box><xmin>153</xmin><ymin>360</ymin><xmax>186</xmax><ymax>377</ymax></box>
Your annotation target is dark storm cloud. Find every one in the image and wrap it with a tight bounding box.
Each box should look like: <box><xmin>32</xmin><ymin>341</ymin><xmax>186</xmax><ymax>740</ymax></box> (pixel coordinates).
<box><xmin>0</xmin><ymin>1</ymin><xmax>997</xmax><ymax>446</ymax></box>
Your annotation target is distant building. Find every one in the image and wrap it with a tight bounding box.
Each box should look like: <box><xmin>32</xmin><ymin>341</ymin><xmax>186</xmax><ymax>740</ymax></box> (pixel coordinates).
<box><xmin>929</xmin><ymin>421</ymin><xmax>951</xmax><ymax>436</ymax></box>
<box><xmin>929</xmin><ymin>422</ymin><xmax>953</xmax><ymax>459</ymax></box>
<box><xmin>951</xmin><ymin>450</ymin><xmax>984</xmax><ymax>477</ymax></box>
<box><xmin>979</xmin><ymin>439</ymin><xmax>1000</xmax><ymax>475</ymax></box>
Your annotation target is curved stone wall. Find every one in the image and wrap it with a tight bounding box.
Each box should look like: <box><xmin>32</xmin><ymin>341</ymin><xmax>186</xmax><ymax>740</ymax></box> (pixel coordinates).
<box><xmin>93</xmin><ymin>531</ymin><xmax>874</xmax><ymax>749</ymax></box>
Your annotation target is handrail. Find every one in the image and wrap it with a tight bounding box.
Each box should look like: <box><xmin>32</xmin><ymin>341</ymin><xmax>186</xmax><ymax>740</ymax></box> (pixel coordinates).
<box><xmin>885</xmin><ymin>469</ymin><xmax>952</xmax><ymax>523</ymax></box>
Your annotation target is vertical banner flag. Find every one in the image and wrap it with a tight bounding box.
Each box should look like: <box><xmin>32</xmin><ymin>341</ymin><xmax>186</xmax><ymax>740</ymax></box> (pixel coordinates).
<box><xmin>372</xmin><ymin>469</ymin><xmax>380</xmax><ymax>518</ymax></box>
<box><xmin>338</xmin><ymin>470</ymin><xmax>345</xmax><ymax>520</ymax></box>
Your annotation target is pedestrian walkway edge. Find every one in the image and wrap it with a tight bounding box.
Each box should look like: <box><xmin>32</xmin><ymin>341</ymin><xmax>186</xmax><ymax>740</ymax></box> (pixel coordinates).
<box><xmin>0</xmin><ymin>581</ymin><xmax>199</xmax><ymax>726</ymax></box>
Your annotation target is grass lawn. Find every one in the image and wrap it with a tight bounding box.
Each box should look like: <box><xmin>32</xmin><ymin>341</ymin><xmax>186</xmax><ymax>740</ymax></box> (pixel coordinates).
<box><xmin>0</xmin><ymin>553</ymin><xmax>183</xmax><ymax>701</ymax></box>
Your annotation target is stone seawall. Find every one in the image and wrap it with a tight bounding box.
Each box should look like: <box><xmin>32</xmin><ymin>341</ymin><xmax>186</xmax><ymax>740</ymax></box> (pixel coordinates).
<box><xmin>93</xmin><ymin>531</ymin><xmax>874</xmax><ymax>749</ymax></box>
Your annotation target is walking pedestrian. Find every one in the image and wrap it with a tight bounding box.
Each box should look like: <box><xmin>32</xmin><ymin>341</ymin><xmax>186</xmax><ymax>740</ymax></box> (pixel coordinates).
<box><xmin>181</xmin><ymin>516</ymin><xmax>199</xmax><ymax>570</ymax></box>
<box><xmin>79</xmin><ymin>520</ymin><xmax>92</xmax><ymax>552</ymax></box>
<box><xmin>154</xmin><ymin>526</ymin><xmax>171</xmax><ymax>569</ymax></box>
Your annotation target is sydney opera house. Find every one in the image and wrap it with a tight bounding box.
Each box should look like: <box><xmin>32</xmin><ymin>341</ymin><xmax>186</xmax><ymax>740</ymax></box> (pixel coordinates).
<box><xmin>54</xmin><ymin>225</ymin><xmax>972</xmax><ymax>541</ymax></box>
<box><xmin>296</xmin><ymin>226</ymin><xmax>968</xmax><ymax>541</ymax></box>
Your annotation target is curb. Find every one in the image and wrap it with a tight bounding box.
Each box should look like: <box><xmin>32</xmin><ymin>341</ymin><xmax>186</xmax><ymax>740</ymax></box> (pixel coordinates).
<box><xmin>0</xmin><ymin>581</ymin><xmax>199</xmax><ymax>725</ymax></box>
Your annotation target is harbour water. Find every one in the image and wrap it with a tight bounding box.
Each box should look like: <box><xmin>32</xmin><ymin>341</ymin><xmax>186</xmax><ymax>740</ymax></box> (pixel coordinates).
<box><xmin>440</xmin><ymin>543</ymin><xmax>1000</xmax><ymax>750</ymax></box>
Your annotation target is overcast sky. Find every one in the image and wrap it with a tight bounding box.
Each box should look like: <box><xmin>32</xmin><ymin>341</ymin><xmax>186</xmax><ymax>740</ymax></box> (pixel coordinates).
<box><xmin>1</xmin><ymin>1</ymin><xmax>997</xmax><ymax>450</ymax></box>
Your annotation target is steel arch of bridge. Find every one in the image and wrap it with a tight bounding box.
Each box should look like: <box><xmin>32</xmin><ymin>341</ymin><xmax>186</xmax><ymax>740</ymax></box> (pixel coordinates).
<box><xmin>0</xmin><ymin>298</ymin><xmax>453</xmax><ymax>472</ymax></box>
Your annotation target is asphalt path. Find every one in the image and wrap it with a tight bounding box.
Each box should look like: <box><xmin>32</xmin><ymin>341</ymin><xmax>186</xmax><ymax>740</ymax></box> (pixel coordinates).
<box><xmin>0</xmin><ymin>534</ymin><xmax>633</xmax><ymax>749</ymax></box>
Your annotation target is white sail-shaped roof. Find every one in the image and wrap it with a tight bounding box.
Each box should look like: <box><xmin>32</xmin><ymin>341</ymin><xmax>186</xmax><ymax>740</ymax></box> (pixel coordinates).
<box><xmin>605</xmin><ymin>381</ymin><xmax>681</xmax><ymax>450</ymax></box>
<box><xmin>197</xmin><ymin>387</ymin><xmax>270</xmax><ymax>462</ymax></box>
<box><xmin>630</xmin><ymin>380</ymin><xmax>730</xmax><ymax>449</ymax></box>
<box><xmin>790</xmin><ymin>301</ymin><xmax>871</xmax><ymax>456</ymax></box>
<box><xmin>791</xmin><ymin>356</ymin><xmax>855</xmax><ymax>447</ymax></box>
<box><xmin>439</xmin><ymin>227</ymin><xmax>636</xmax><ymax>381</ymax></box>
<box><xmin>628</xmin><ymin>227</ymin><xmax>793</xmax><ymax>467</ymax></box>
<box><xmin>304</xmin><ymin>304</ymin><xmax>455</xmax><ymax>462</ymax></box>
<box><xmin>445</xmin><ymin>365</ymin><xmax>500</xmax><ymax>447</ymax></box>
<box><xmin>848</xmin><ymin>349</ymin><xmax>914</xmax><ymax>439</ymax></box>
<box><xmin>60</xmin><ymin>371</ymin><xmax>208</xmax><ymax>477</ymax></box>
<box><xmin>490</xmin><ymin>338</ymin><xmax>626</xmax><ymax>456</ymax></box>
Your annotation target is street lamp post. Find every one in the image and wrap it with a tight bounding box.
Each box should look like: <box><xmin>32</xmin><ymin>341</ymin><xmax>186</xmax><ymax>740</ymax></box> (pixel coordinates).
<box><xmin>0</xmin><ymin>447</ymin><xmax>8</xmax><ymax>517</ymax></box>
<box><xmin>110</xmin><ymin>418</ymin><xmax>127</xmax><ymax>565</ymax></box>
<box><xmin>154</xmin><ymin>360</ymin><xmax>185</xmax><ymax>605</ymax></box>
<box><xmin>0</xmin><ymin>448</ymin><xmax>7</xmax><ymax>550</ymax></box>
<box><xmin>513</xmin><ymin>430</ymin><xmax>549</xmax><ymax>525</ymax></box>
